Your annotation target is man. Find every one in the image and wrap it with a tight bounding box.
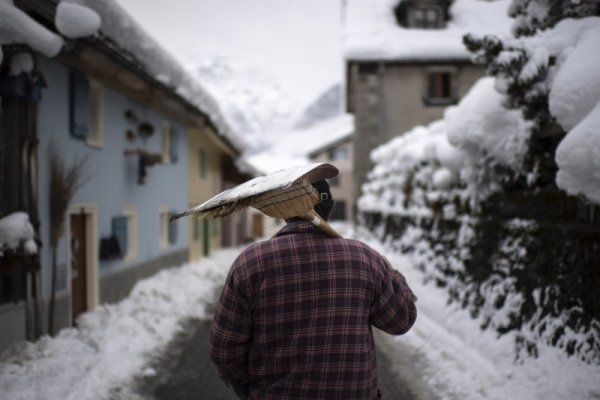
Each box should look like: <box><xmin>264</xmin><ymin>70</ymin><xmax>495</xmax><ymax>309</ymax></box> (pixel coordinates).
<box><xmin>210</xmin><ymin>179</ymin><xmax>417</xmax><ymax>400</ymax></box>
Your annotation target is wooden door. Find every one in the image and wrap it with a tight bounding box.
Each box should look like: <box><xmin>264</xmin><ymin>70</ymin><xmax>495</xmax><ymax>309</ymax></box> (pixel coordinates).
<box><xmin>70</xmin><ymin>213</ymin><xmax>87</xmax><ymax>323</ymax></box>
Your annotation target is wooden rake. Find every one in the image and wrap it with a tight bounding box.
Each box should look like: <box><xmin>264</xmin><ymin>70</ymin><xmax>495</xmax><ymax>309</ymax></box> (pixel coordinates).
<box><xmin>171</xmin><ymin>163</ymin><xmax>342</xmax><ymax>238</ymax></box>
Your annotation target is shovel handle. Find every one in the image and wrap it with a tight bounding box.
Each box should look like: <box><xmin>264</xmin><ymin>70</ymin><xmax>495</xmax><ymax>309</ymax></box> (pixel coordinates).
<box><xmin>302</xmin><ymin>209</ymin><xmax>342</xmax><ymax>238</ymax></box>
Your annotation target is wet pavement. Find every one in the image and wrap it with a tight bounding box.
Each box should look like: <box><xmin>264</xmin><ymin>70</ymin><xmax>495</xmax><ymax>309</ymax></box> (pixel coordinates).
<box><xmin>134</xmin><ymin>318</ymin><xmax>237</xmax><ymax>400</ymax></box>
<box><xmin>127</xmin><ymin>290</ymin><xmax>426</xmax><ymax>400</ymax></box>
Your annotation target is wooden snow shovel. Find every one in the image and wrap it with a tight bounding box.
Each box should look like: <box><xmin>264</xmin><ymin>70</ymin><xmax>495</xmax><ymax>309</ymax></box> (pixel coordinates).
<box><xmin>171</xmin><ymin>162</ymin><xmax>342</xmax><ymax>238</ymax></box>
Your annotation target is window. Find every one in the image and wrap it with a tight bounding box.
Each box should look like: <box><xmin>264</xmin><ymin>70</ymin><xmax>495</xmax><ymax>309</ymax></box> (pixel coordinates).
<box><xmin>193</xmin><ymin>216</ymin><xmax>201</xmax><ymax>241</ymax></box>
<box><xmin>111</xmin><ymin>208</ymin><xmax>136</xmax><ymax>260</ymax></box>
<box><xmin>408</xmin><ymin>6</ymin><xmax>443</xmax><ymax>29</ymax></box>
<box><xmin>161</xmin><ymin>121</ymin><xmax>171</xmax><ymax>164</ymax></box>
<box><xmin>328</xmin><ymin>147</ymin><xmax>348</xmax><ymax>161</ymax></box>
<box><xmin>87</xmin><ymin>79</ymin><xmax>104</xmax><ymax>147</ymax></box>
<box><xmin>426</xmin><ymin>71</ymin><xmax>454</xmax><ymax>105</ymax></box>
<box><xmin>160</xmin><ymin>207</ymin><xmax>178</xmax><ymax>248</ymax></box>
<box><xmin>394</xmin><ymin>1</ymin><xmax>447</xmax><ymax>29</ymax></box>
<box><xmin>161</xmin><ymin>121</ymin><xmax>179</xmax><ymax>164</ymax></box>
<box><xmin>68</xmin><ymin>71</ymin><xmax>104</xmax><ymax>147</ymax></box>
<box><xmin>199</xmin><ymin>149</ymin><xmax>207</xmax><ymax>179</ymax></box>
<box><xmin>159</xmin><ymin>207</ymin><xmax>169</xmax><ymax>248</ymax></box>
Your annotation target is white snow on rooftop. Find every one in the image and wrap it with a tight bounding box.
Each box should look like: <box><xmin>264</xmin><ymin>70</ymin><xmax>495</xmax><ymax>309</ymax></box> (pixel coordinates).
<box><xmin>66</xmin><ymin>0</ymin><xmax>246</xmax><ymax>151</ymax></box>
<box><xmin>240</xmin><ymin>114</ymin><xmax>353</xmax><ymax>175</ymax></box>
<box><xmin>343</xmin><ymin>0</ymin><xmax>513</xmax><ymax>61</ymax></box>
<box><xmin>0</xmin><ymin>0</ymin><xmax>63</xmax><ymax>64</ymax></box>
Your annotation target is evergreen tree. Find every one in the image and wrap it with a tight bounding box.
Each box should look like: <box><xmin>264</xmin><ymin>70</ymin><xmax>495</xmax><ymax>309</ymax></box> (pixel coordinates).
<box><xmin>463</xmin><ymin>0</ymin><xmax>600</xmax><ymax>187</ymax></box>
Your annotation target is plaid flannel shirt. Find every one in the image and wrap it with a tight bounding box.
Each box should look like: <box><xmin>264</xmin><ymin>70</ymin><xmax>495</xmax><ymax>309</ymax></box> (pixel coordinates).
<box><xmin>210</xmin><ymin>221</ymin><xmax>417</xmax><ymax>400</ymax></box>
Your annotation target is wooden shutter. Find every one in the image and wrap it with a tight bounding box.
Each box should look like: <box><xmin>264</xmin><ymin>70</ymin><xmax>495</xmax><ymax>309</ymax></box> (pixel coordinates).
<box><xmin>168</xmin><ymin>212</ymin><xmax>178</xmax><ymax>244</ymax></box>
<box><xmin>170</xmin><ymin>127</ymin><xmax>178</xmax><ymax>163</ymax></box>
<box><xmin>69</xmin><ymin>70</ymin><xmax>90</xmax><ymax>140</ymax></box>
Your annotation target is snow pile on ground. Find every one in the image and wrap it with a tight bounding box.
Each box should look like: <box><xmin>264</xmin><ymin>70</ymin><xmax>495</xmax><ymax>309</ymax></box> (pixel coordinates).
<box><xmin>0</xmin><ymin>212</ymin><xmax>38</xmax><ymax>256</ymax></box>
<box><xmin>343</xmin><ymin>0</ymin><xmax>513</xmax><ymax>61</ymax></box>
<box><xmin>0</xmin><ymin>248</ymin><xmax>241</xmax><ymax>400</ymax></box>
<box><xmin>359</xmin><ymin>77</ymin><xmax>529</xmax><ymax>216</ymax></box>
<box><xmin>357</xmin><ymin>229</ymin><xmax>600</xmax><ymax>400</ymax></box>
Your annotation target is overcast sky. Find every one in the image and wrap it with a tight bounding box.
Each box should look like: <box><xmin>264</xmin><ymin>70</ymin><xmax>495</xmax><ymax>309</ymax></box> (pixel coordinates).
<box><xmin>116</xmin><ymin>0</ymin><xmax>344</xmax><ymax>109</ymax></box>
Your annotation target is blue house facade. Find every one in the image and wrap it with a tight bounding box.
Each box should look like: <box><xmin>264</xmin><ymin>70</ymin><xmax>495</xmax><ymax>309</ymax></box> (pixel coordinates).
<box><xmin>35</xmin><ymin>56</ymin><xmax>189</xmax><ymax>325</ymax></box>
<box><xmin>0</xmin><ymin>0</ymin><xmax>242</xmax><ymax>352</ymax></box>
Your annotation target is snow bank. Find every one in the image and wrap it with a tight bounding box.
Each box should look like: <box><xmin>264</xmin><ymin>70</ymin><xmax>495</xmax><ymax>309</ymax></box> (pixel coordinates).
<box><xmin>356</xmin><ymin>229</ymin><xmax>600</xmax><ymax>400</ymax></box>
<box><xmin>0</xmin><ymin>248</ymin><xmax>241</xmax><ymax>400</ymax></box>
<box><xmin>0</xmin><ymin>212</ymin><xmax>37</xmax><ymax>256</ymax></box>
<box><xmin>343</xmin><ymin>0</ymin><xmax>513</xmax><ymax>61</ymax></box>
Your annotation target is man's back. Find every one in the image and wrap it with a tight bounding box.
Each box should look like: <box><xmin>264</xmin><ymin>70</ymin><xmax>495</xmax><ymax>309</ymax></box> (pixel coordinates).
<box><xmin>210</xmin><ymin>221</ymin><xmax>417</xmax><ymax>400</ymax></box>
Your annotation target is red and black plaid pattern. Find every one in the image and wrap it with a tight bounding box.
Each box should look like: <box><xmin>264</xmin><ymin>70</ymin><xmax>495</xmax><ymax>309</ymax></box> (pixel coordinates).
<box><xmin>210</xmin><ymin>221</ymin><xmax>417</xmax><ymax>400</ymax></box>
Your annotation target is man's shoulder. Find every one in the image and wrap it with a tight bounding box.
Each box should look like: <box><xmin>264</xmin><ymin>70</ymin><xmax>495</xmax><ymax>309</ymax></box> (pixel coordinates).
<box><xmin>231</xmin><ymin>239</ymin><xmax>275</xmax><ymax>269</ymax></box>
<box><xmin>337</xmin><ymin>237</ymin><xmax>382</xmax><ymax>253</ymax></box>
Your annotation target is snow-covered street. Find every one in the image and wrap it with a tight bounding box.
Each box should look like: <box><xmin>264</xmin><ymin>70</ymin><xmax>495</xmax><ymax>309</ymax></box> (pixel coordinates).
<box><xmin>2</xmin><ymin>222</ymin><xmax>599</xmax><ymax>399</ymax></box>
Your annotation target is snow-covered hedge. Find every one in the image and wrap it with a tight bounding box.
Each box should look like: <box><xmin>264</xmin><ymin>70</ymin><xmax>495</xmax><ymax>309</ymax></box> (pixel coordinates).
<box><xmin>359</xmin><ymin>77</ymin><xmax>530</xmax><ymax>217</ymax></box>
<box><xmin>358</xmin><ymin>0</ymin><xmax>600</xmax><ymax>365</ymax></box>
<box><xmin>466</xmin><ymin>9</ymin><xmax>600</xmax><ymax>203</ymax></box>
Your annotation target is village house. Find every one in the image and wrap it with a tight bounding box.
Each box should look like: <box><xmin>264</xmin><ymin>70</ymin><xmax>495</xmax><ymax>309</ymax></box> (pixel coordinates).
<box><xmin>343</xmin><ymin>0</ymin><xmax>511</xmax><ymax>202</ymax></box>
<box><xmin>307</xmin><ymin>115</ymin><xmax>355</xmax><ymax>223</ymax></box>
<box><xmin>0</xmin><ymin>0</ymin><xmax>248</xmax><ymax>352</ymax></box>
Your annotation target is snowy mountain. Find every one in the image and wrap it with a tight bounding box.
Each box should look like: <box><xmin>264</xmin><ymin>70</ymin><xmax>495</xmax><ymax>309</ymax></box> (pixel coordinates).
<box><xmin>293</xmin><ymin>83</ymin><xmax>343</xmax><ymax>129</ymax></box>
<box><xmin>186</xmin><ymin>55</ymin><xmax>298</xmax><ymax>149</ymax></box>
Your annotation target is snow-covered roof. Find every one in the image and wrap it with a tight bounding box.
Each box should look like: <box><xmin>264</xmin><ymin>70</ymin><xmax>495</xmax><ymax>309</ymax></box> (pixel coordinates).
<box><xmin>68</xmin><ymin>0</ymin><xmax>245</xmax><ymax>152</ymax></box>
<box><xmin>343</xmin><ymin>0</ymin><xmax>513</xmax><ymax>61</ymax></box>
<box><xmin>0</xmin><ymin>0</ymin><xmax>244</xmax><ymax>152</ymax></box>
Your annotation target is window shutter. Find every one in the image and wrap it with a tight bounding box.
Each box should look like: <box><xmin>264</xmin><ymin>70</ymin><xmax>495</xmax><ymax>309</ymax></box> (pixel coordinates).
<box><xmin>69</xmin><ymin>70</ymin><xmax>90</xmax><ymax>140</ymax></box>
<box><xmin>168</xmin><ymin>212</ymin><xmax>178</xmax><ymax>244</ymax></box>
<box><xmin>111</xmin><ymin>216</ymin><xmax>128</xmax><ymax>258</ymax></box>
<box><xmin>170</xmin><ymin>127</ymin><xmax>178</xmax><ymax>163</ymax></box>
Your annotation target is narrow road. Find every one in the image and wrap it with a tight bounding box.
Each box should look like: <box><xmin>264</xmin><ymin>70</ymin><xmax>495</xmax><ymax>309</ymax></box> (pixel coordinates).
<box><xmin>131</xmin><ymin>319</ymin><xmax>430</xmax><ymax>400</ymax></box>
<box><xmin>134</xmin><ymin>317</ymin><xmax>238</xmax><ymax>400</ymax></box>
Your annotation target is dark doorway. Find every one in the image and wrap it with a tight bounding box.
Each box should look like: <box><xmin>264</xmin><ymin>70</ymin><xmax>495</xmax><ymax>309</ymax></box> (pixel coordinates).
<box><xmin>70</xmin><ymin>212</ymin><xmax>88</xmax><ymax>324</ymax></box>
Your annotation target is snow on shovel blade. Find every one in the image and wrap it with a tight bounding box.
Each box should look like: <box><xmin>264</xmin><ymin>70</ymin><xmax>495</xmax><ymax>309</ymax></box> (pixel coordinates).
<box><xmin>170</xmin><ymin>162</ymin><xmax>339</xmax><ymax>221</ymax></box>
